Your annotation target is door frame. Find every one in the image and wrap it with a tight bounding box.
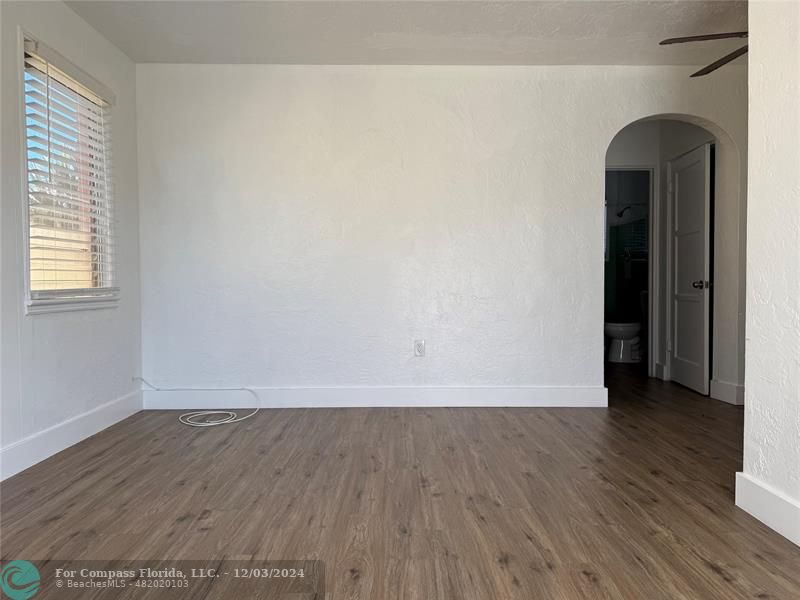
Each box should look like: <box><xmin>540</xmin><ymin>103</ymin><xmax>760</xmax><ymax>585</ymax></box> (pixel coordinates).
<box><xmin>604</xmin><ymin>167</ymin><xmax>658</xmax><ymax>377</ymax></box>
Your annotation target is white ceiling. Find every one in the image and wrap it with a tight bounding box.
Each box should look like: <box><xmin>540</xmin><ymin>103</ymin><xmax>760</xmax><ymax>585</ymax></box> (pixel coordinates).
<box><xmin>66</xmin><ymin>0</ymin><xmax>748</xmax><ymax>66</ymax></box>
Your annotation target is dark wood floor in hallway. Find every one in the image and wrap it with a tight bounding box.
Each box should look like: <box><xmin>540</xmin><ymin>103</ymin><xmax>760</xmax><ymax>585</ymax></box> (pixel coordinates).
<box><xmin>2</xmin><ymin>366</ymin><xmax>799</xmax><ymax>599</ymax></box>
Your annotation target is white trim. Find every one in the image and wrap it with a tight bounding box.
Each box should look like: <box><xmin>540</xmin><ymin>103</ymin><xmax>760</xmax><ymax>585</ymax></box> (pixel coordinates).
<box><xmin>648</xmin><ymin>166</ymin><xmax>660</xmax><ymax>379</ymax></box>
<box><xmin>143</xmin><ymin>385</ymin><xmax>608</xmax><ymax>410</ymax></box>
<box><xmin>17</xmin><ymin>27</ymin><xmax>32</xmax><ymax>314</ymax></box>
<box><xmin>654</xmin><ymin>361</ymin><xmax>670</xmax><ymax>381</ymax></box>
<box><xmin>736</xmin><ymin>472</ymin><xmax>800</xmax><ymax>547</ymax></box>
<box><xmin>665</xmin><ymin>160</ymin><xmax>674</xmax><ymax>375</ymax></box>
<box><xmin>0</xmin><ymin>390</ymin><xmax>142</xmax><ymax>481</ymax></box>
<box><xmin>710</xmin><ymin>379</ymin><xmax>745</xmax><ymax>405</ymax></box>
<box><xmin>26</xmin><ymin>294</ymin><xmax>119</xmax><ymax>315</ymax></box>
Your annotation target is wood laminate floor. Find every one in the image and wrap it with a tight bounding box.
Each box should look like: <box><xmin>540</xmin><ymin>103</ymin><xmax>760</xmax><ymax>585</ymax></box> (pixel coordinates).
<box><xmin>2</xmin><ymin>366</ymin><xmax>799</xmax><ymax>599</ymax></box>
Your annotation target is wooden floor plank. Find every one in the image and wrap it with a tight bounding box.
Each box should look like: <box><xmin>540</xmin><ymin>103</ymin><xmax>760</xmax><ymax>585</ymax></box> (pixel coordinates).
<box><xmin>1</xmin><ymin>365</ymin><xmax>799</xmax><ymax>598</ymax></box>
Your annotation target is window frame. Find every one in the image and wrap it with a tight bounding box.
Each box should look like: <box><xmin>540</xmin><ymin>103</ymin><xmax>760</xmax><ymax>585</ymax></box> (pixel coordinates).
<box><xmin>18</xmin><ymin>29</ymin><xmax>120</xmax><ymax>315</ymax></box>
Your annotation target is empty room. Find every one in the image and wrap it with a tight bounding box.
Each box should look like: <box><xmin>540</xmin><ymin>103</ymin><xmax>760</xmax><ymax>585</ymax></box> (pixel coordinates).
<box><xmin>1</xmin><ymin>0</ymin><xmax>799</xmax><ymax>598</ymax></box>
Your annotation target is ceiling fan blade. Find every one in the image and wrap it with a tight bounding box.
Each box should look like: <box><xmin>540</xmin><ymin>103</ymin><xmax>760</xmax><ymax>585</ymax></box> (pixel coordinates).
<box><xmin>660</xmin><ymin>31</ymin><xmax>748</xmax><ymax>45</ymax></box>
<box><xmin>690</xmin><ymin>45</ymin><xmax>749</xmax><ymax>77</ymax></box>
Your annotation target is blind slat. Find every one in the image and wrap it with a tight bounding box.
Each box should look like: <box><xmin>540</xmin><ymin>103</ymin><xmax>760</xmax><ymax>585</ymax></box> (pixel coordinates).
<box><xmin>28</xmin><ymin>134</ymin><xmax>87</xmax><ymax>163</ymax></box>
<box><xmin>24</xmin><ymin>67</ymin><xmax>105</xmax><ymax>117</ymax></box>
<box><xmin>31</xmin><ymin>234</ymin><xmax>116</xmax><ymax>246</ymax></box>
<box><xmin>27</xmin><ymin>165</ymin><xmax>109</xmax><ymax>190</ymax></box>
<box><xmin>29</xmin><ymin>190</ymin><xmax>111</xmax><ymax>211</ymax></box>
<box><xmin>31</xmin><ymin>249</ymin><xmax>111</xmax><ymax>258</ymax></box>
<box><xmin>27</xmin><ymin>123</ymin><xmax>99</xmax><ymax>153</ymax></box>
<box><xmin>26</xmin><ymin>101</ymin><xmax>110</xmax><ymax>143</ymax></box>
<box><xmin>29</xmin><ymin>225</ymin><xmax>114</xmax><ymax>239</ymax></box>
<box><xmin>31</xmin><ymin>207</ymin><xmax>112</xmax><ymax>221</ymax></box>
<box><xmin>26</xmin><ymin>153</ymin><xmax>108</xmax><ymax>177</ymax></box>
<box><xmin>25</xmin><ymin>72</ymin><xmax>105</xmax><ymax>118</ymax></box>
<box><xmin>24</xmin><ymin>89</ymin><xmax>104</xmax><ymax>133</ymax></box>
<box><xmin>31</xmin><ymin>264</ymin><xmax>112</xmax><ymax>270</ymax></box>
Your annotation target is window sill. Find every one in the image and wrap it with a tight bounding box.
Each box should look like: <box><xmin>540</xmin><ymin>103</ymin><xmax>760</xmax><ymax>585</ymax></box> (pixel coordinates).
<box><xmin>26</xmin><ymin>295</ymin><xmax>120</xmax><ymax>315</ymax></box>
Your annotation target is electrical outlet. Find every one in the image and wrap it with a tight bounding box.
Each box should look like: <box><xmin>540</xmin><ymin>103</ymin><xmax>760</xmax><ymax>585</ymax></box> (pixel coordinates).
<box><xmin>414</xmin><ymin>339</ymin><xmax>425</xmax><ymax>357</ymax></box>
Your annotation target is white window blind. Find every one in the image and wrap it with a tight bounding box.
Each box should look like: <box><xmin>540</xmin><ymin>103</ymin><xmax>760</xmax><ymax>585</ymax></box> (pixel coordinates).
<box><xmin>23</xmin><ymin>39</ymin><xmax>117</xmax><ymax>308</ymax></box>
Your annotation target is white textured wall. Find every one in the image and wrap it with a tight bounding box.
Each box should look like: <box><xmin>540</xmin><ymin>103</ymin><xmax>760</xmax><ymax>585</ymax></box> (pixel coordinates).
<box><xmin>137</xmin><ymin>64</ymin><xmax>746</xmax><ymax>400</ymax></box>
<box><xmin>606</xmin><ymin>120</ymin><xmax>661</xmax><ymax>168</ymax></box>
<box><xmin>0</xmin><ymin>1</ymin><xmax>142</xmax><ymax>477</ymax></box>
<box><xmin>738</xmin><ymin>0</ymin><xmax>800</xmax><ymax>543</ymax></box>
<box><xmin>659</xmin><ymin>121</ymin><xmax>715</xmax><ymax>163</ymax></box>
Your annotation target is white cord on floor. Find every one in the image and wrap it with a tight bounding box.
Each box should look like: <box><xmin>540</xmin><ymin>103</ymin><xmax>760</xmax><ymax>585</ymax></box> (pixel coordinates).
<box><xmin>134</xmin><ymin>377</ymin><xmax>260</xmax><ymax>427</ymax></box>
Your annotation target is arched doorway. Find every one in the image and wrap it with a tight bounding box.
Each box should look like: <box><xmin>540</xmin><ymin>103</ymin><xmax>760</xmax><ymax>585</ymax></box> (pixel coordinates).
<box><xmin>603</xmin><ymin>115</ymin><xmax>745</xmax><ymax>404</ymax></box>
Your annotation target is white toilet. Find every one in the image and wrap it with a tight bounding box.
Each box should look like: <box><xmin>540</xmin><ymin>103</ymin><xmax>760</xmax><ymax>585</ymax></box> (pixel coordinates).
<box><xmin>604</xmin><ymin>322</ymin><xmax>641</xmax><ymax>363</ymax></box>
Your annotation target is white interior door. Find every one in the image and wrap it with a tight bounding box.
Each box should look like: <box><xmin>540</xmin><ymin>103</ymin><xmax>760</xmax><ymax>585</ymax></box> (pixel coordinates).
<box><xmin>669</xmin><ymin>144</ymin><xmax>711</xmax><ymax>395</ymax></box>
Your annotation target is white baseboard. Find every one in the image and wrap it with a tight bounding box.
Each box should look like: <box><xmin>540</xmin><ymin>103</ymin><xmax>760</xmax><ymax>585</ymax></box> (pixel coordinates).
<box><xmin>0</xmin><ymin>390</ymin><xmax>142</xmax><ymax>481</ymax></box>
<box><xmin>143</xmin><ymin>385</ymin><xmax>608</xmax><ymax>410</ymax></box>
<box><xmin>654</xmin><ymin>362</ymin><xmax>667</xmax><ymax>380</ymax></box>
<box><xmin>711</xmin><ymin>379</ymin><xmax>745</xmax><ymax>405</ymax></box>
<box><xmin>736</xmin><ymin>472</ymin><xmax>800</xmax><ymax>547</ymax></box>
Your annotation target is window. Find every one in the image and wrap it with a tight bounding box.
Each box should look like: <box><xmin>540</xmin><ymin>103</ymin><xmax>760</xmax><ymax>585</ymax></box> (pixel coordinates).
<box><xmin>23</xmin><ymin>37</ymin><xmax>117</xmax><ymax>312</ymax></box>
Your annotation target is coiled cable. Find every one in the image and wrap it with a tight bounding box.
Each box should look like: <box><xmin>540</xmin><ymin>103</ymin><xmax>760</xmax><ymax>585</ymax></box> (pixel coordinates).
<box><xmin>135</xmin><ymin>377</ymin><xmax>260</xmax><ymax>427</ymax></box>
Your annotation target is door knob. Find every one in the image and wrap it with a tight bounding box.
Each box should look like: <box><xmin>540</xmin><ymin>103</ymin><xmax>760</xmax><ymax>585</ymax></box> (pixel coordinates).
<box><xmin>692</xmin><ymin>280</ymin><xmax>708</xmax><ymax>289</ymax></box>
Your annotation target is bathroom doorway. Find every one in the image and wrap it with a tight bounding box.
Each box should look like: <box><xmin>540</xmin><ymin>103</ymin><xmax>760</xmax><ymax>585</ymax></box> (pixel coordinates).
<box><xmin>605</xmin><ymin>117</ymin><xmax>745</xmax><ymax>404</ymax></box>
<box><xmin>604</xmin><ymin>169</ymin><xmax>652</xmax><ymax>373</ymax></box>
